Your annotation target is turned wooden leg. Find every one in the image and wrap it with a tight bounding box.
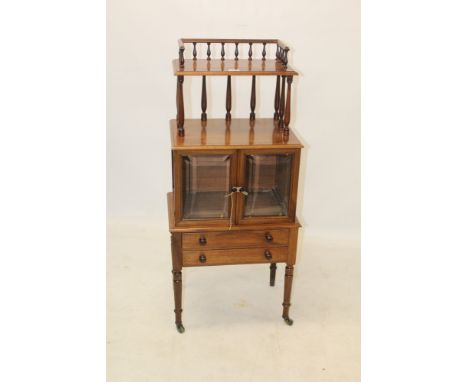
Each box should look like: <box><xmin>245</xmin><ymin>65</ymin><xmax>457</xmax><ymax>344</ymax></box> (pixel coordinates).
<box><xmin>269</xmin><ymin>263</ymin><xmax>277</xmax><ymax>286</ymax></box>
<box><xmin>282</xmin><ymin>265</ymin><xmax>294</xmax><ymax>325</ymax></box>
<box><xmin>172</xmin><ymin>269</ymin><xmax>184</xmax><ymax>333</ymax></box>
<box><xmin>171</xmin><ymin>233</ymin><xmax>184</xmax><ymax>333</ymax></box>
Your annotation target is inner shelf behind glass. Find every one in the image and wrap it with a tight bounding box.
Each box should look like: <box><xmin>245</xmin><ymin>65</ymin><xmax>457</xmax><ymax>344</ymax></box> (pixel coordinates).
<box><xmin>182</xmin><ymin>154</ymin><xmax>231</xmax><ymax>220</ymax></box>
<box><xmin>244</xmin><ymin>153</ymin><xmax>292</xmax><ymax>217</ymax></box>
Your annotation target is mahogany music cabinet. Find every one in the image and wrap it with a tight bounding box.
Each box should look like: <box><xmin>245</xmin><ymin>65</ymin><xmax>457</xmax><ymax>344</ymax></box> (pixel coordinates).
<box><xmin>167</xmin><ymin>39</ymin><xmax>303</xmax><ymax>333</ymax></box>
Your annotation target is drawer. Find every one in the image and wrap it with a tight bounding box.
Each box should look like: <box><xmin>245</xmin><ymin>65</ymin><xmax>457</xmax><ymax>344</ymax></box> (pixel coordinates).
<box><xmin>182</xmin><ymin>229</ymin><xmax>289</xmax><ymax>250</ymax></box>
<box><xmin>183</xmin><ymin>247</ymin><xmax>288</xmax><ymax>267</ymax></box>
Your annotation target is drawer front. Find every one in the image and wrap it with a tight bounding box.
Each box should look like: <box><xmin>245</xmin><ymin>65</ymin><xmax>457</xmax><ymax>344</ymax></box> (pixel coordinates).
<box><xmin>183</xmin><ymin>247</ymin><xmax>288</xmax><ymax>267</ymax></box>
<box><xmin>182</xmin><ymin>229</ymin><xmax>289</xmax><ymax>250</ymax></box>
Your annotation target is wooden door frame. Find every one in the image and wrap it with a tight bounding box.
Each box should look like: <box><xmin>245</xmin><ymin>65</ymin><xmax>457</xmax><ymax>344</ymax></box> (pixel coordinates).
<box><xmin>173</xmin><ymin>149</ymin><xmax>238</xmax><ymax>227</ymax></box>
<box><xmin>235</xmin><ymin>148</ymin><xmax>300</xmax><ymax>225</ymax></box>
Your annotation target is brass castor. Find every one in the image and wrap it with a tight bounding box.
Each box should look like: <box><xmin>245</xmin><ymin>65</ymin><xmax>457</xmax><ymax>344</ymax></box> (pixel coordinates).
<box><xmin>176</xmin><ymin>323</ymin><xmax>185</xmax><ymax>333</ymax></box>
<box><xmin>283</xmin><ymin>316</ymin><xmax>294</xmax><ymax>326</ymax></box>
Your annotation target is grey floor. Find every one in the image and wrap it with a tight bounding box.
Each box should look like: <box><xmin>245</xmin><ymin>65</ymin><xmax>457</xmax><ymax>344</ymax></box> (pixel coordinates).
<box><xmin>107</xmin><ymin>221</ymin><xmax>360</xmax><ymax>382</ymax></box>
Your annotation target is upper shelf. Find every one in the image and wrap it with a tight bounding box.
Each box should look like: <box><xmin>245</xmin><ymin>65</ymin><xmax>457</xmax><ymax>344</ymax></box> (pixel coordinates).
<box><xmin>175</xmin><ymin>38</ymin><xmax>298</xmax><ymax>76</ymax></box>
<box><xmin>170</xmin><ymin>118</ymin><xmax>304</xmax><ymax>150</ymax></box>
<box><xmin>173</xmin><ymin>59</ymin><xmax>298</xmax><ymax>76</ymax></box>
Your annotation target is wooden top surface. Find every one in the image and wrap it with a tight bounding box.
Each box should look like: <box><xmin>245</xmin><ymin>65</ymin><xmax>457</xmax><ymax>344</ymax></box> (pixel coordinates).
<box><xmin>167</xmin><ymin>192</ymin><xmax>301</xmax><ymax>232</ymax></box>
<box><xmin>173</xmin><ymin>59</ymin><xmax>298</xmax><ymax>76</ymax></box>
<box><xmin>170</xmin><ymin>119</ymin><xmax>304</xmax><ymax>150</ymax></box>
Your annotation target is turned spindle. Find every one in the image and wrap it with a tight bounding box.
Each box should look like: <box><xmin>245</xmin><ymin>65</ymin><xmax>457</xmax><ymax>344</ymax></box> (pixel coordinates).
<box><xmin>235</xmin><ymin>42</ymin><xmax>239</xmax><ymax>60</ymax></box>
<box><xmin>221</xmin><ymin>42</ymin><xmax>225</xmax><ymax>60</ymax></box>
<box><xmin>274</xmin><ymin>75</ymin><xmax>280</xmax><ymax>120</ymax></box>
<box><xmin>206</xmin><ymin>42</ymin><xmax>211</xmax><ymax>60</ymax></box>
<box><xmin>279</xmin><ymin>75</ymin><xmax>286</xmax><ymax>128</ymax></box>
<box><xmin>226</xmin><ymin>75</ymin><xmax>232</xmax><ymax>121</ymax></box>
<box><xmin>192</xmin><ymin>42</ymin><xmax>197</xmax><ymax>59</ymax></box>
<box><xmin>176</xmin><ymin>76</ymin><xmax>184</xmax><ymax>136</ymax></box>
<box><xmin>179</xmin><ymin>45</ymin><xmax>185</xmax><ymax>67</ymax></box>
<box><xmin>284</xmin><ymin>76</ymin><xmax>293</xmax><ymax>134</ymax></box>
<box><xmin>201</xmin><ymin>75</ymin><xmax>207</xmax><ymax>121</ymax></box>
<box><xmin>284</xmin><ymin>47</ymin><xmax>289</xmax><ymax>67</ymax></box>
<box><xmin>262</xmin><ymin>42</ymin><xmax>267</xmax><ymax>60</ymax></box>
<box><xmin>248</xmin><ymin>42</ymin><xmax>253</xmax><ymax>60</ymax></box>
<box><xmin>250</xmin><ymin>75</ymin><xmax>256</xmax><ymax>120</ymax></box>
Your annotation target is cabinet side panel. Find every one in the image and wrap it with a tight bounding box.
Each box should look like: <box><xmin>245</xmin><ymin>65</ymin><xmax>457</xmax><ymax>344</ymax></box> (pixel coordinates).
<box><xmin>287</xmin><ymin>226</ymin><xmax>299</xmax><ymax>265</ymax></box>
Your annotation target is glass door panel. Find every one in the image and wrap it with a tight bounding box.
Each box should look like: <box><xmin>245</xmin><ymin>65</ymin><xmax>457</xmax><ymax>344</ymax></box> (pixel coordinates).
<box><xmin>243</xmin><ymin>153</ymin><xmax>293</xmax><ymax>218</ymax></box>
<box><xmin>181</xmin><ymin>154</ymin><xmax>232</xmax><ymax>220</ymax></box>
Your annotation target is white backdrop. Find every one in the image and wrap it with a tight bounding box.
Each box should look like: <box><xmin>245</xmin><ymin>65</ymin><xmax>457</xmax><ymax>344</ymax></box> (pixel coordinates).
<box><xmin>107</xmin><ymin>0</ymin><xmax>360</xmax><ymax>242</ymax></box>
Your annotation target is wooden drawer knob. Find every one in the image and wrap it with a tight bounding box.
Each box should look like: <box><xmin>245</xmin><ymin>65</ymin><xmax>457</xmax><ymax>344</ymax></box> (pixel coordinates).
<box><xmin>199</xmin><ymin>254</ymin><xmax>207</xmax><ymax>263</ymax></box>
<box><xmin>264</xmin><ymin>250</ymin><xmax>272</xmax><ymax>260</ymax></box>
<box><xmin>199</xmin><ymin>236</ymin><xmax>207</xmax><ymax>245</ymax></box>
<box><xmin>265</xmin><ymin>233</ymin><xmax>273</xmax><ymax>242</ymax></box>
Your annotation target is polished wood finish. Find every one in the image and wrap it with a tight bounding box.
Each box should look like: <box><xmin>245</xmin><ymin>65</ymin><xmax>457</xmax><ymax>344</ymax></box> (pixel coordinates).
<box><xmin>250</xmin><ymin>75</ymin><xmax>256</xmax><ymax>120</ymax></box>
<box><xmin>277</xmin><ymin>46</ymin><xmax>289</xmax><ymax>67</ymax></box>
<box><xmin>167</xmin><ymin>192</ymin><xmax>301</xmax><ymax>233</ymax></box>
<box><xmin>221</xmin><ymin>42</ymin><xmax>225</xmax><ymax>60</ymax></box>
<box><xmin>201</xmin><ymin>75</ymin><xmax>207</xmax><ymax>121</ymax></box>
<box><xmin>192</xmin><ymin>42</ymin><xmax>197</xmax><ymax>59</ymax></box>
<box><xmin>171</xmin><ymin>147</ymin><xmax>300</xmax><ymax>227</ymax></box>
<box><xmin>270</xmin><ymin>263</ymin><xmax>277</xmax><ymax>286</ymax></box>
<box><xmin>279</xmin><ymin>75</ymin><xmax>286</xmax><ymax>128</ymax></box>
<box><xmin>173</xmin><ymin>59</ymin><xmax>298</xmax><ymax>76</ymax></box>
<box><xmin>274</xmin><ymin>75</ymin><xmax>280</xmax><ymax>120</ymax></box>
<box><xmin>181</xmin><ymin>38</ymin><xmax>278</xmax><ymax>44</ymax></box>
<box><xmin>284</xmin><ymin>76</ymin><xmax>293</xmax><ymax>134</ymax></box>
<box><xmin>172</xmin><ymin>149</ymin><xmax>237</xmax><ymax>227</ymax></box>
<box><xmin>168</xmin><ymin>39</ymin><xmax>302</xmax><ymax>331</ymax></box>
<box><xmin>170</xmin><ymin>119</ymin><xmax>303</xmax><ymax>150</ymax></box>
<box><xmin>226</xmin><ymin>76</ymin><xmax>231</xmax><ymax>120</ymax></box>
<box><xmin>183</xmin><ymin>247</ymin><xmax>288</xmax><ymax>267</ymax></box>
<box><xmin>236</xmin><ymin>148</ymin><xmax>301</xmax><ymax>225</ymax></box>
<box><xmin>170</xmin><ymin>233</ymin><xmax>183</xmax><ymax>329</ymax></box>
<box><xmin>287</xmin><ymin>225</ymin><xmax>299</xmax><ymax>265</ymax></box>
<box><xmin>178</xmin><ymin>39</ymin><xmax>185</xmax><ymax>67</ymax></box>
<box><xmin>182</xmin><ymin>229</ymin><xmax>289</xmax><ymax>250</ymax></box>
<box><xmin>177</xmin><ymin>39</ymin><xmax>291</xmax><ymax>66</ymax></box>
<box><xmin>176</xmin><ymin>76</ymin><xmax>184</xmax><ymax>136</ymax></box>
<box><xmin>282</xmin><ymin>265</ymin><xmax>294</xmax><ymax>322</ymax></box>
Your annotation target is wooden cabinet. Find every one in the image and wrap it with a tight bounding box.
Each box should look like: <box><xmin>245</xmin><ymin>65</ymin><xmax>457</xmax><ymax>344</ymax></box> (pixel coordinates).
<box><xmin>182</xmin><ymin>229</ymin><xmax>290</xmax><ymax>250</ymax></box>
<box><xmin>168</xmin><ymin>39</ymin><xmax>303</xmax><ymax>332</ymax></box>
<box><xmin>172</xmin><ymin>148</ymin><xmax>300</xmax><ymax>226</ymax></box>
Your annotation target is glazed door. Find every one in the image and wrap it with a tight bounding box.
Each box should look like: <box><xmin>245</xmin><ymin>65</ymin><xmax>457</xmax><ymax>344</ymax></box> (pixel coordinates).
<box><xmin>174</xmin><ymin>150</ymin><xmax>237</xmax><ymax>226</ymax></box>
<box><xmin>236</xmin><ymin>149</ymin><xmax>300</xmax><ymax>224</ymax></box>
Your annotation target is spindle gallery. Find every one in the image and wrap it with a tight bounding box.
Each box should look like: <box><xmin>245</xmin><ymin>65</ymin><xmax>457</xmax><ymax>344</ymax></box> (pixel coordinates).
<box><xmin>168</xmin><ymin>38</ymin><xmax>303</xmax><ymax>333</ymax></box>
